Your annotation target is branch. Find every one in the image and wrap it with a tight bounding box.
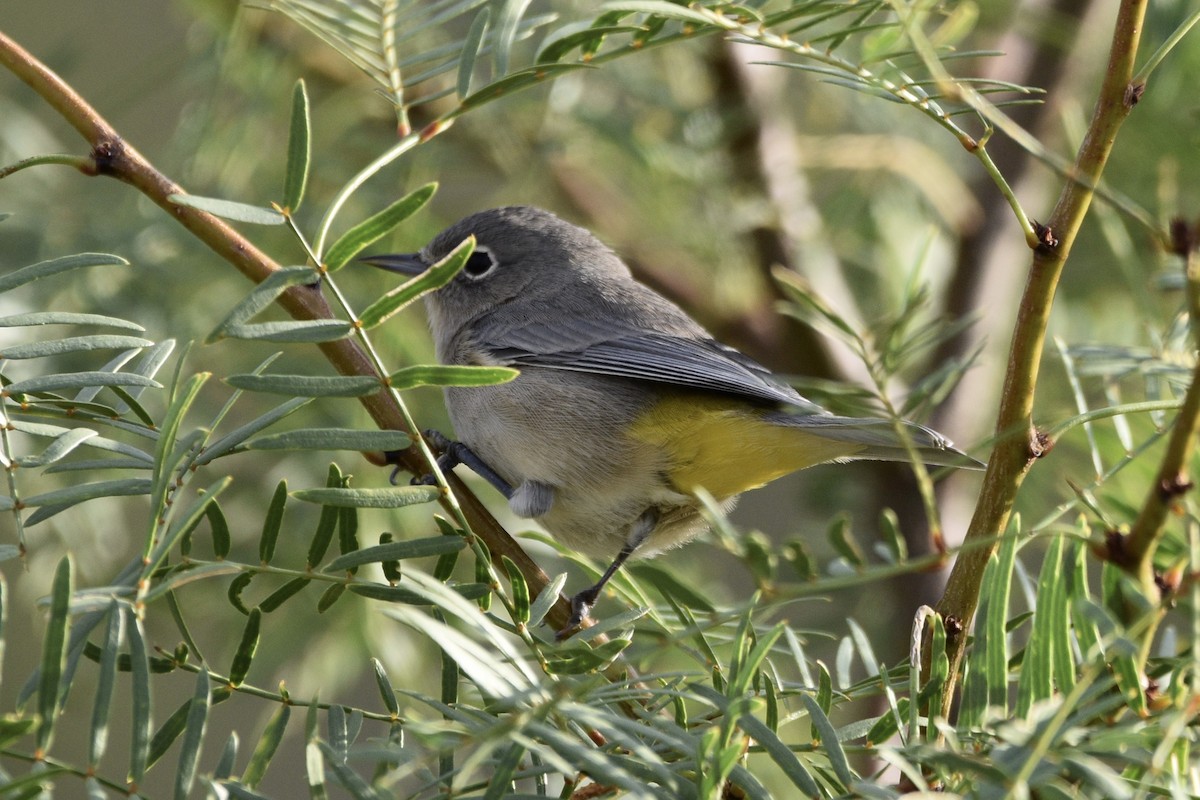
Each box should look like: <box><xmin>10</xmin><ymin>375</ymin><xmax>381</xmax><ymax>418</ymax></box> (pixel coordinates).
<box><xmin>1120</xmin><ymin>226</ymin><xmax>1200</xmax><ymax>590</ymax></box>
<box><xmin>0</xmin><ymin>28</ymin><xmax>572</xmax><ymax>633</ymax></box>
<box><xmin>932</xmin><ymin>0</ymin><xmax>1150</xmax><ymax>714</ymax></box>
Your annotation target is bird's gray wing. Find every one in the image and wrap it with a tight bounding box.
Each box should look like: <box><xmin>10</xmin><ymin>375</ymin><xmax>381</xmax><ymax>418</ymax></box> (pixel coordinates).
<box><xmin>486</xmin><ymin>325</ymin><xmax>824</xmax><ymax>411</ymax></box>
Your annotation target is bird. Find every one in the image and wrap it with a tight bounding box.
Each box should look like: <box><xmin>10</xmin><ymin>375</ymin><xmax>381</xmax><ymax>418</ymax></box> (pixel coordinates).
<box><xmin>362</xmin><ymin>205</ymin><xmax>975</xmax><ymax>635</ymax></box>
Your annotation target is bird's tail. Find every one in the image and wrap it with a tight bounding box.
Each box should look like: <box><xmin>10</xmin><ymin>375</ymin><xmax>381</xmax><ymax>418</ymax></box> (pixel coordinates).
<box><xmin>768</xmin><ymin>411</ymin><xmax>983</xmax><ymax>469</ymax></box>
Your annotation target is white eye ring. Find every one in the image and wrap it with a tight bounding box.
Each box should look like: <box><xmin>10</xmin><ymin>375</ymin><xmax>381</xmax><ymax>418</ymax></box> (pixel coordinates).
<box><xmin>462</xmin><ymin>246</ymin><xmax>498</xmax><ymax>280</ymax></box>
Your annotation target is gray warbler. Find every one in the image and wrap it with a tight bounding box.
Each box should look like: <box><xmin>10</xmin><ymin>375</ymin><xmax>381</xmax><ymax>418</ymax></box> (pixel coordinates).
<box><xmin>363</xmin><ymin>205</ymin><xmax>975</xmax><ymax>634</ymax></box>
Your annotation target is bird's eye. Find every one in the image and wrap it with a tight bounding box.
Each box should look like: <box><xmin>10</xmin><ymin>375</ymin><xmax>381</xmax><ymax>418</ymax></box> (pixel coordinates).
<box><xmin>462</xmin><ymin>247</ymin><xmax>498</xmax><ymax>280</ymax></box>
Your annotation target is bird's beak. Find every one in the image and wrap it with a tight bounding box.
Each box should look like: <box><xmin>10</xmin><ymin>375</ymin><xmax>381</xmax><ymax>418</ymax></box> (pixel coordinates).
<box><xmin>358</xmin><ymin>253</ymin><xmax>428</xmax><ymax>276</ymax></box>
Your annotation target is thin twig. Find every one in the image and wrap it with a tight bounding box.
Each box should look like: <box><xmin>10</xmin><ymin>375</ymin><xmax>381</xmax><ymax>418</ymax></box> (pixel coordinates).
<box><xmin>1123</xmin><ymin>235</ymin><xmax>1200</xmax><ymax>590</ymax></box>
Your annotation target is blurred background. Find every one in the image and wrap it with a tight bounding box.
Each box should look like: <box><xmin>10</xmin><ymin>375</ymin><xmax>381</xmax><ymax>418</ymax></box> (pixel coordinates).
<box><xmin>2</xmin><ymin>0</ymin><xmax>1198</xmax><ymax>795</ymax></box>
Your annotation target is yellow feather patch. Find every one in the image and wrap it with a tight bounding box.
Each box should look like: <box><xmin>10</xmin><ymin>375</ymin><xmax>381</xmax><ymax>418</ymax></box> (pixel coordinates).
<box><xmin>629</xmin><ymin>395</ymin><xmax>864</xmax><ymax>500</ymax></box>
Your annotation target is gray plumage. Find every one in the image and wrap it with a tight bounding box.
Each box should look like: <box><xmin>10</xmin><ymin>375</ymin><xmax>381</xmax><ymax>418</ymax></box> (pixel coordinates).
<box><xmin>382</xmin><ymin>205</ymin><xmax>973</xmax><ymax>561</ymax></box>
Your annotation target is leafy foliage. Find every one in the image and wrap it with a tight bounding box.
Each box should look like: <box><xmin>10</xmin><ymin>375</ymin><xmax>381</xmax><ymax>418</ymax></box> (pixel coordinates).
<box><xmin>1</xmin><ymin>0</ymin><xmax>1199</xmax><ymax>798</ymax></box>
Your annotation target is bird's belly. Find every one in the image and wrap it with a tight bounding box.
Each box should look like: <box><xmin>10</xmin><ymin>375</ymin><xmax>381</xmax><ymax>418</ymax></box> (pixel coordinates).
<box><xmin>444</xmin><ymin>370</ymin><xmax>691</xmax><ymax>557</ymax></box>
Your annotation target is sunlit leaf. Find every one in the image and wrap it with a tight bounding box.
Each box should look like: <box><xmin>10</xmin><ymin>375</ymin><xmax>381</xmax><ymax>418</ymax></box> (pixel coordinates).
<box><xmin>283</xmin><ymin>79</ymin><xmax>311</xmax><ymax>212</ymax></box>
<box><xmin>324</xmin><ymin>183</ymin><xmax>436</xmax><ymax>271</ymax></box>
<box><xmin>293</xmin><ymin>485</ymin><xmax>441</xmax><ymax>509</ymax></box>
<box><xmin>224</xmin><ymin>374</ymin><xmax>381</xmax><ymax>397</ymax></box>
<box><xmin>168</xmin><ymin>194</ymin><xmax>285</xmax><ymax>225</ymax></box>
<box><xmin>0</xmin><ymin>253</ymin><xmax>128</xmax><ymax>294</ymax></box>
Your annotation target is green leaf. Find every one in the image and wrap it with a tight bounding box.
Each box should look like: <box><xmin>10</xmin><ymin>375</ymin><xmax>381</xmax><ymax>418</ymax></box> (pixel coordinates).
<box><xmin>260</xmin><ymin>481</ymin><xmax>288</xmax><ymax>565</ymax></box>
<box><xmin>348</xmin><ymin>582</ymin><xmax>484</xmax><ymax>605</ymax></box>
<box><xmin>878</xmin><ymin>508</ymin><xmax>906</xmax><ymax>562</ymax></box>
<box><xmin>197</xmin><ymin>396</ymin><xmax>313</xmax><ymax>466</ymax></box>
<box><xmin>0</xmin><ymin>311</ymin><xmax>144</xmax><ymax>331</ymax></box>
<box><xmin>258</xmin><ymin>577</ymin><xmax>311</xmax><ymax>613</ymax></box>
<box><xmin>307</xmin><ymin>464</ymin><xmax>344</xmax><ymax>567</ymax></box>
<box><xmin>168</xmin><ymin>194</ymin><xmax>285</xmax><ymax>225</ymax></box>
<box><xmin>227</xmin><ymin>572</ymin><xmax>255</xmax><ymax>616</ymax></box>
<box><xmin>536</xmin><ymin>24</ymin><xmax>644</xmax><ymax>64</ymax></box>
<box><xmin>23</xmin><ymin>477</ymin><xmax>152</xmax><ymax>509</ymax></box>
<box><xmin>224</xmin><ymin>374</ymin><xmax>381</xmax><ymax>397</ymax></box>
<box><xmin>598</xmin><ymin>0</ymin><xmax>712</xmax><ymax>25</ymax></box>
<box><xmin>457</xmin><ymin>7</ymin><xmax>490</xmax><ymax>98</ymax></box>
<box><xmin>127</xmin><ymin>338</ymin><xmax>177</xmax><ymax>385</ymax></box>
<box><xmin>0</xmin><ymin>716</ymin><xmax>37</xmax><ymax>750</ymax></box>
<box><xmin>246</xmin><ymin>428</ymin><xmax>410</xmax><ymax>453</ymax></box>
<box><xmin>474</xmin><ymin>547</ymin><xmax>492</xmax><ymax>613</ymax></box>
<box><xmin>283</xmin><ymin>79</ymin><xmax>311</xmax><ymax>212</ymax></box>
<box><xmin>0</xmin><ymin>253</ymin><xmax>128</xmax><ymax>294</ymax></box>
<box><xmin>986</xmin><ymin>521</ymin><xmax>1019</xmax><ymax>709</ymax></box>
<box><xmin>925</xmin><ymin>614</ymin><xmax>948</xmax><ymax>731</ymax></box>
<box><xmin>504</xmin><ymin>556</ymin><xmax>530</xmax><ymax>624</ymax></box>
<box><xmin>784</xmin><ymin>538</ymin><xmax>816</xmax><ymax>580</ymax></box>
<box><xmin>338</xmin><ymin>504</ymin><xmax>359</xmax><ymax>562</ymax></box>
<box><xmin>141</xmin><ymin>564</ymin><xmax>243</xmax><ymax>605</ymax></box>
<box><xmin>1016</xmin><ymin>534</ymin><xmax>1066</xmax><ymax>715</ymax></box>
<box><xmin>338</xmin><ymin>503</ymin><xmax>360</xmax><ymax>573</ymax></box>
<box><xmin>865</xmin><ymin>698</ymin><xmax>907</xmax><ymax>746</ymax></box>
<box><xmin>206</xmin><ymin>266</ymin><xmax>320</xmax><ymax>343</ymax></box>
<box><xmin>16</xmin><ymin>428</ymin><xmax>98</xmax><ymax>468</ymax></box>
<box><xmin>293</xmin><ymin>485</ymin><xmax>441</xmax><ymax>509</ymax></box>
<box><xmin>5</xmin><ymin>371</ymin><xmax>160</xmax><ymax>395</ymax></box>
<box><xmin>544</xmin><ymin>639</ymin><xmax>631</xmax><ymax>674</ymax></box>
<box><xmin>318</xmin><ymin>740</ymin><xmax>384</xmax><ymax>800</ymax></box>
<box><xmin>323</xmin><ymin>183</ymin><xmax>437</xmax><ymax>272</ymax></box>
<box><xmin>371</xmin><ymin>658</ymin><xmax>399</xmax><ymax>716</ymax></box>
<box><xmin>527</xmin><ymin>572</ymin><xmax>567</xmax><ymax>628</ymax></box>
<box><xmin>827</xmin><ymin>513</ymin><xmax>866</xmax><ymax>568</ymax></box>
<box><xmin>962</xmin><ymin>518</ymin><xmax>1019</xmax><ymax>725</ymax></box>
<box><xmin>305</xmin><ymin>740</ymin><xmax>327</xmax><ymax>800</ymax></box>
<box><xmin>773</xmin><ymin>266</ymin><xmax>861</xmax><ymax>345</ymax></box>
<box><xmin>459</xmin><ymin>63</ymin><xmax>594</xmax><ymax>110</ymax></box>
<box><xmin>87</xmin><ymin>602</ymin><xmax>123</xmax><ymax>767</ymax></box>
<box><xmin>389</xmin><ymin>364</ymin><xmax>518</xmax><ymax>389</ymax></box>
<box><xmin>801</xmin><ymin>693</ymin><xmax>853</xmax><ymax>788</ymax></box>
<box><xmin>629</xmin><ymin>562</ymin><xmax>715</xmax><ymax>612</ymax></box>
<box><xmin>1067</xmin><ymin>536</ymin><xmax>1101</xmax><ymax>659</ymax></box>
<box><xmin>1</xmin><ymin>335</ymin><xmax>154</xmax><ymax>360</ymax></box>
<box><xmin>317</xmin><ymin>583</ymin><xmax>346</xmax><ymax>613</ymax></box>
<box><xmin>147</xmin><ymin>478</ymin><xmax>232</xmax><ymax>577</ymax></box>
<box><xmin>127</xmin><ymin>611</ymin><xmax>152</xmax><ymax>784</ymax></box>
<box><xmin>323</xmin><ymin>536</ymin><xmax>465</xmax><ymax>572</ymax></box>
<box><xmin>221</xmin><ymin>320</ymin><xmax>355</xmax><ymax>344</ymax></box>
<box><xmin>174</xmin><ymin>669</ymin><xmax>212</xmax><ymax>800</ymax></box>
<box><xmin>816</xmin><ymin>661</ymin><xmax>832</xmax><ymax>715</ymax></box>
<box><xmin>380</xmin><ymin>537</ymin><xmax>406</xmax><ymax>586</ymax></box>
<box><xmin>494</xmin><ymin>0</ymin><xmax>533</xmax><ymax>76</ymax></box>
<box><xmin>36</xmin><ymin>556</ymin><xmax>72</xmax><ymax>751</ymax></box>
<box><xmin>732</xmin><ymin>623</ymin><xmax>784</xmax><ymax>698</ymax></box>
<box><xmin>847</xmin><ymin>617</ymin><xmax>880</xmax><ymax>678</ymax></box>
<box><xmin>208</xmin><ymin>502</ymin><xmax>231</xmax><ymax>559</ymax></box>
<box><xmin>483</xmin><ymin>741</ymin><xmax>524</xmax><ymax>800</ymax></box>
<box><xmin>359</xmin><ymin>236</ymin><xmax>474</xmax><ymax>328</ymax></box>
<box><xmin>148</xmin><ymin>371</ymin><xmax>209</xmax><ymax>528</ymax></box>
<box><xmin>228</xmin><ymin>609</ymin><xmax>261</xmax><ymax>688</ymax></box>
<box><xmin>734</xmin><ymin>714</ymin><xmax>820</xmax><ymax>796</ymax></box>
<box><xmin>214</xmin><ymin>732</ymin><xmax>238</xmax><ymax>780</ymax></box>
<box><xmin>242</xmin><ymin>704</ymin><xmax>290</xmax><ymax>788</ymax></box>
